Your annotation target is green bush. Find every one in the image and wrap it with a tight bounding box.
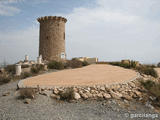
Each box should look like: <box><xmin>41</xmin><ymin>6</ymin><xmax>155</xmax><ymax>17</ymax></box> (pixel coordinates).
<box><xmin>47</xmin><ymin>61</ymin><xmax>64</xmax><ymax>70</ymax></box>
<box><xmin>136</xmin><ymin>66</ymin><xmax>158</xmax><ymax>78</ymax></box>
<box><xmin>4</xmin><ymin>64</ymin><xmax>16</xmax><ymax>74</ymax></box>
<box><xmin>31</xmin><ymin>64</ymin><xmax>44</xmax><ymax>74</ymax></box>
<box><xmin>0</xmin><ymin>74</ymin><xmax>12</xmax><ymax>85</ymax></box>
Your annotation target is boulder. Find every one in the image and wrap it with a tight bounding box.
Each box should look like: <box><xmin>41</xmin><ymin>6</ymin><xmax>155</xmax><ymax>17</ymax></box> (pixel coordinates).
<box><xmin>2</xmin><ymin>92</ymin><xmax>10</xmax><ymax>96</ymax></box>
<box><xmin>134</xmin><ymin>90</ymin><xmax>142</xmax><ymax>97</ymax></box>
<box><xmin>90</xmin><ymin>90</ymin><xmax>96</xmax><ymax>94</ymax></box>
<box><xmin>122</xmin><ymin>94</ymin><xmax>132</xmax><ymax>100</ymax></box>
<box><xmin>79</xmin><ymin>90</ymin><xmax>83</xmax><ymax>95</ymax></box>
<box><xmin>100</xmin><ymin>86</ymin><xmax>106</xmax><ymax>91</ymax></box>
<box><xmin>97</xmin><ymin>93</ymin><xmax>103</xmax><ymax>98</ymax></box>
<box><xmin>81</xmin><ymin>93</ymin><xmax>88</xmax><ymax>99</ymax></box>
<box><xmin>40</xmin><ymin>90</ymin><xmax>52</xmax><ymax>97</ymax></box>
<box><xmin>103</xmin><ymin>93</ymin><xmax>111</xmax><ymax>99</ymax></box>
<box><xmin>128</xmin><ymin>82</ymin><xmax>136</xmax><ymax>88</ymax></box>
<box><xmin>73</xmin><ymin>92</ymin><xmax>81</xmax><ymax>100</ymax></box>
<box><xmin>50</xmin><ymin>94</ymin><xmax>60</xmax><ymax>100</ymax></box>
<box><xmin>53</xmin><ymin>88</ymin><xmax>59</xmax><ymax>94</ymax></box>
<box><xmin>85</xmin><ymin>92</ymin><xmax>93</xmax><ymax>98</ymax></box>
<box><xmin>24</xmin><ymin>98</ymin><xmax>31</xmax><ymax>104</ymax></box>
<box><xmin>110</xmin><ymin>91</ymin><xmax>122</xmax><ymax>99</ymax></box>
<box><xmin>145</xmin><ymin>101</ymin><xmax>154</xmax><ymax>109</ymax></box>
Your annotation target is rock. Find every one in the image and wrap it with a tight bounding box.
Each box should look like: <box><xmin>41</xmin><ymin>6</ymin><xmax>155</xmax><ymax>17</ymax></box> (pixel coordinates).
<box><xmin>149</xmin><ymin>96</ymin><xmax>156</xmax><ymax>101</ymax></box>
<box><xmin>100</xmin><ymin>86</ymin><xmax>105</xmax><ymax>91</ymax></box>
<box><xmin>113</xmin><ymin>84</ymin><xmax>121</xmax><ymax>91</ymax></box>
<box><xmin>85</xmin><ymin>92</ymin><xmax>93</xmax><ymax>98</ymax></box>
<box><xmin>83</xmin><ymin>89</ymin><xmax>90</xmax><ymax>93</ymax></box>
<box><xmin>90</xmin><ymin>86</ymin><xmax>97</xmax><ymax>90</ymax></box>
<box><xmin>2</xmin><ymin>92</ymin><xmax>10</xmax><ymax>96</ymax></box>
<box><xmin>73</xmin><ymin>92</ymin><xmax>81</xmax><ymax>100</ymax></box>
<box><xmin>40</xmin><ymin>90</ymin><xmax>52</xmax><ymax>97</ymax></box>
<box><xmin>97</xmin><ymin>93</ymin><xmax>103</xmax><ymax>98</ymax></box>
<box><xmin>128</xmin><ymin>82</ymin><xmax>136</xmax><ymax>88</ymax></box>
<box><xmin>145</xmin><ymin>101</ymin><xmax>154</xmax><ymax>109</ymax></box>
<box><xmin>50</xmin><ymin>94</ymin><xmax>60</xmax><ymax>100</ymax></box>
<box><xmin>110</xmin><ymin>91</ymin><xmax>122</xmax><ymax>99</ymax></box>
<box><xmin>24</xmin><ymin>98</ymin><xmax>31</xmax><ymax>104</ymax></box>
<box><xmin>118</xmin><ymin>88</ymin><xmax>125</xmax><ymax>92</ymax></box>
<box><xmin>92</xmin><ymin>94</ymin><xmax>97</xmax><ymax>98</ymax></box>
<box><xmin>57</xmin><ymin>88</ymin><xmax>64</xmax><ymax>93</ymax></box>
<box><xmin>86</xmin><ymin>87</ymin><xmax>91</xmax><ymax>91</ymax></box>
<box><xmin>90</xmin><ymin>90</ymin><xmax>96</xmax><ymax>94</ymax></box>
<box><xmin>73</xmin><ymin>87</ymin><xmax>78</xmax><ymax>92</ymax></box>
<box><xmin>53</xmin><ymin>88</ymin><xmax>59</xmax><ymax>94</ymax></box>
<box><xmin>81</xmin><ymin>93</ymin><xmax>88</xmax><ymax>99</ymax></box>
<box><xmin>103</xmin><ymin>93</ymin><xmax>111</xmax><ymax>99</ymax></box>
<box><xmin>79</xmin><ymin>90</ymin><xmax>83</xmax><ymax>95</ymax></box>
<box><xmin>122</xmin><ymin>94</ymin><xmax>132</xmax><ymax>100</ymax></box>
<box><xmin>134</xmin><ymin>90</ymin><xmax>142</xmax><ymax>97</ymax></box>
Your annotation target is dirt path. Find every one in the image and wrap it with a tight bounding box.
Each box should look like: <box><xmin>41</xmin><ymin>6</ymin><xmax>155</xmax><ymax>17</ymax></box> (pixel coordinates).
<box><xmin>22</xmin><ymin>64</ymin><xmax>138</xmax><ymax>87</ymax></box>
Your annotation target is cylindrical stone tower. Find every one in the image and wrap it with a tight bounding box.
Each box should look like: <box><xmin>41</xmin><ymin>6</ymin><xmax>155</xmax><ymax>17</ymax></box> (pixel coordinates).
<box><xmin>37</xmin><ymin>16</ymin><xmax>67</xmax><ymax>61</ymax></box>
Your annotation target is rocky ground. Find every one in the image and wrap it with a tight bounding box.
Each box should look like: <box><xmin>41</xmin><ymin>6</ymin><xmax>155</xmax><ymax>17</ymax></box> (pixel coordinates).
<box><xmin>0</xmin><ymin>80</ymin><xmax>160</xmax><ymax>120</ymax></box>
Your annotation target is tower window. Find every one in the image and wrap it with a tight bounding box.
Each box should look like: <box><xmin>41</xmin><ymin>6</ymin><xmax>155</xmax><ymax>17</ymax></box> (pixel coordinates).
<box><xmin>64</xmin><ymin>32</ymin><xmax>65</xmax><ymax>40</ymax></box>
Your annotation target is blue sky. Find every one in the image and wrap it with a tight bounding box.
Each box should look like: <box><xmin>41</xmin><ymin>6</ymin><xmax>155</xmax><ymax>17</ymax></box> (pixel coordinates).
<box><xmin>0</xmin><ymin>0</ymin><xmax>160</xmax><ymax>64</ymax></box>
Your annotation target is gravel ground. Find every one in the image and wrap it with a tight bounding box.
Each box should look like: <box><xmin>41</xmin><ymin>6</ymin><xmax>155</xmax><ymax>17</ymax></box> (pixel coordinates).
<box><xmin>0</xmin><ymin>81</ymin><xmax>160</xmax><ymax>120</ymax></box>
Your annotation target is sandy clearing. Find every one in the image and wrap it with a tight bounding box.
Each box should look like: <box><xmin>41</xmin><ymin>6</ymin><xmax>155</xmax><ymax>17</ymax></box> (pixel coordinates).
<box><xmin>22</xmin><ymin>64</ymin><xmax>138</xmax><ymax>87</ymax></box>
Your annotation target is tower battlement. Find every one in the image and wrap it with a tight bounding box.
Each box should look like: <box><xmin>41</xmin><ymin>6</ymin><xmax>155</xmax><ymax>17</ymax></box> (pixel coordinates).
<box><xmin>37</xmin><ymin>16</ymin><xmax>67</xmax><ymax>23</ymax></box>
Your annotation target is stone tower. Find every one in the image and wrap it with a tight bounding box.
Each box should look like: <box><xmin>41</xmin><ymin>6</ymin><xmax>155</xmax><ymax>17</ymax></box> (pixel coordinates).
<box><xmin>37</xmin><ymin>16</ymin><xmax>67</xmax><ymax>61</ymax></box>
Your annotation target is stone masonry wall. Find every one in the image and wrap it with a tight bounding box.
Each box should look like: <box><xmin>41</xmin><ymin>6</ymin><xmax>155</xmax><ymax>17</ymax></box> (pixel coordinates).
<box><xmin>37</xmin><ymin>16</ymin><xmax>67</xmax><ymax>61</ymax></box>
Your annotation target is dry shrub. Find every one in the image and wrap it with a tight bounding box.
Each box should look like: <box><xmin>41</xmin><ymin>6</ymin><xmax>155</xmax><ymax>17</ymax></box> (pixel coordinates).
<box><xmin>47</xmin><ymin>61</ymin><xmax>64</xmax><ymax>70</ymax></box>
<box><xmin>0</xmin><ymin>74</ymin><xmax>12</xmax><ymax>85</ymax></box>
<box><xmin>31</xmin><ymin>64</ymin><xmax>45</xmax><ymax>74</ymax></box>
<box><xmin>96</xmin><ymin>62</ymin><xmax>108</xmax><ymax>64</ymax></box>
<box><xmin>21</xmin><ymin>72</ymin><xmax>32</xmax><ymax>79</ymax></box>
<box><xmin>82</xmin><ymin>61</ymin><xmax>89</xmax><ymax>66</ymax></box>
<box><xmin>136</xmin><ymin>66</ymin><xmax>158</xmax><ymax>78</ymax></box>
<box><xmin>66</xmin><ymin>59</ymin><xmax>83</xmax><ymax>68</ymax></box>
<box><xmin>108</xmin><ymin>60</ymin><xmax>158</xmax><ymax>78</ymax></box>
<box><xmin>4</xmin><ymin>64</ymin><xmax>16</xmax><ymax>74</ymax></box>
<box><xmin>59</xmin><ymin>87</ymin><xmax>74</xmax><ymax>101</ymax></box>
<box><xmin>21</xmin><ymin>64</ymin><xmax>30</xmax><ymax>68</ymax></box>
<box><xmin>19</xmin><ymin>88</ymin><xmax>36</xmax><ymax>99</ymax></box>
<box><xmin>140</xmin><ymin>80</ymin><xmax>160</xmax><ymax>98</ymax></box>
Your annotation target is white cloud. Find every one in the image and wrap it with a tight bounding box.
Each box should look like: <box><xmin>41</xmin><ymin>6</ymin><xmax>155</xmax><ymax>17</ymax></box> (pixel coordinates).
<box><xmin>0</xmin><ymin>0</ymin><xmax>23</xmax><ymax>16</ymax></box>
<box><xmin>62</xmin><ymin>0</ymin><xmax>160</xmax><ymax>64</ymax></box>
<box><xmin>0</xmin><ymin>26</ymin><xmax>39</xmax><ymax>63</ymax></box>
